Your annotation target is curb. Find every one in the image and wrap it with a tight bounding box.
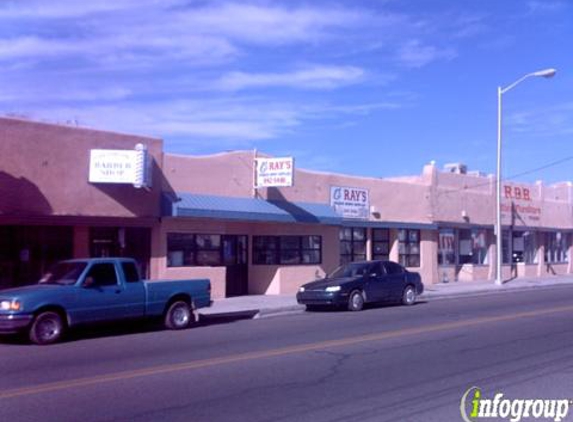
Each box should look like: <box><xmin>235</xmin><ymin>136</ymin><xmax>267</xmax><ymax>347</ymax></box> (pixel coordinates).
<box><xmin>201</xmin><ymin>281</ymin><xmax>573</xmax><ymax>321</ymax></box>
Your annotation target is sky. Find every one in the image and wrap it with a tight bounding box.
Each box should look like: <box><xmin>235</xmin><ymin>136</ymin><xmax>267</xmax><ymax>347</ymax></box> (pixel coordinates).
<box><xmin>1</xmin><ymin>0</ymin><xmax>572</xmax><ymax>184</ymax></box>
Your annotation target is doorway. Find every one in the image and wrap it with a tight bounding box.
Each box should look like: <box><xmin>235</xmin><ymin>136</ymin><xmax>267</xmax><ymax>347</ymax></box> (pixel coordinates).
<box><xmin>223</xmin><ymin>235</ymin><xmax>248</xmax><ymax>297</ymax></box>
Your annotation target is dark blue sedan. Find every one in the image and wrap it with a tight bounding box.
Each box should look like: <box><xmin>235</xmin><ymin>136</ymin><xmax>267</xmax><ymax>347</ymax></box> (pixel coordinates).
<box><xmin>296</xmin><ymin>260</ymin><xmax>423</xmax><ymax>311</ymax></box>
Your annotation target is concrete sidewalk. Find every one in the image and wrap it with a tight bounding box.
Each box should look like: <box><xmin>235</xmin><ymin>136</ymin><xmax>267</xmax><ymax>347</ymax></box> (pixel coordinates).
<box><xmin>198</xmin><ymin>275</ymin><xmax>573</xmax><ymax>320</ymax></box>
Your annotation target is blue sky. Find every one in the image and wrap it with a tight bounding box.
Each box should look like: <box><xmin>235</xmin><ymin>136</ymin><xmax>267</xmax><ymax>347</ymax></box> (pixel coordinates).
<box><xmin>1</xmin><ymin>0</ymin><xmax>572</xmax><ymax>183</ymax></box>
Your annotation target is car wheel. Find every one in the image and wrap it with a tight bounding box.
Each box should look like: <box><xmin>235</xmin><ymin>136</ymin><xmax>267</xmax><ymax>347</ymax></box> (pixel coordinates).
<box><xmin>29</xmin><ymin>311</ymin><xmax>65</xmax><ymax>345</ymax></box>
<box><xmin>164</xmin><ymin>300</ymin><xmax>193</xmax><ymax>330</ymax></box>
<box><xmin>401</xmin><ymin>285</ymin><xmax>417</xmax><ymax>306</ymax></box>
<box><xmin>348</xmin><ymin>290</ymin><xmax>364</xmax><ymax>312</ymax></box>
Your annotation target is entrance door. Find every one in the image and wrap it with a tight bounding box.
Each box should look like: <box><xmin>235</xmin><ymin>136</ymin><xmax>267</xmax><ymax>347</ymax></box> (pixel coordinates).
<box><xmin>223</xmin><ymin>235</ymin><xmax>248</xmax><ymax>297</ymax></box>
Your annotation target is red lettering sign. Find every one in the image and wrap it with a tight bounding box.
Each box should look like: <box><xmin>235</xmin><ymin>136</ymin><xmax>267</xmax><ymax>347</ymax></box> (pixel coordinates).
<box><xmin>503</xmin><ymin>186</ymin><xmax>532</xmax><ymax>202</ymax></box>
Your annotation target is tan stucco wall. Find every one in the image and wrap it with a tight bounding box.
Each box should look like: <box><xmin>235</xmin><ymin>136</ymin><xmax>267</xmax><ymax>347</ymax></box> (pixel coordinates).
<box><xmin>0</xmin><ymin>117</ymin><xmax>163</xmax><ymax>219</ymax></box>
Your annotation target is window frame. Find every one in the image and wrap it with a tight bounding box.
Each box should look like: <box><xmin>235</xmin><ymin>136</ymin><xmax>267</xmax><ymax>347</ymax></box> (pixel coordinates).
<box><xmin>398</xmin><ymin>229</ymin><xmax>420</xmax><ymax>268</ymax></box>
<box><xmin>253</xmin><ymin>235</ymin><xmax>322</xmax><ymax>266</ymax></box>
<box><xmin>340</xmin><ymin>227</ymin><xmax>367</xmax><ymax>264</ymax></box>
<box><xmin>371</xmin><ymin>228</ymin><xmax>390</xmax><ymax>261</ymax></box>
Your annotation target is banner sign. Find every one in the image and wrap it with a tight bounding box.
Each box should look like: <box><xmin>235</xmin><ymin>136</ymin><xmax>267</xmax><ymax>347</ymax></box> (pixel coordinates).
<box><xmin>89</xmin><ymin>145</ymin><xmax>151</xmax><ymax>188</ymax></box>
<box><xmin>255</xmin><ymin>157</ymin><xmax>294</xmax><ymax>188</ymax></box>
<box><xmin>330</xmin><ymin>186</ymin><xmax>370</xmax><ymax>219</ymax></box>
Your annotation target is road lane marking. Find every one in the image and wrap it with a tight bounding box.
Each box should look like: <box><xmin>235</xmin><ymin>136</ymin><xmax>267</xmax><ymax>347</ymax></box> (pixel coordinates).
<box><xmin>3</xmin><ymin>304</ymin><xmax>573</xmax><ymax>400</ymax></box>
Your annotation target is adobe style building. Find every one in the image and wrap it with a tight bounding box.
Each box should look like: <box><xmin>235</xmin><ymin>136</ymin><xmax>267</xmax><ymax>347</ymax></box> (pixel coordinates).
<box><xmin>1</xmin><ymin>116</ymin><xmax>571</xmax><ymax>298</ymax></box>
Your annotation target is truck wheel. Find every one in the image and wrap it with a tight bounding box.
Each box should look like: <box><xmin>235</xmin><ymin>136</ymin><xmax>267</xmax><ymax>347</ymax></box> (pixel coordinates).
<box><xmin>164</xmin><ymin>300</ymin><xmax>192</xmax><ymax>330</ymax></box>
<box><xmin>29</xmin><ymin>311</ymin><xmax>65</xmax><ymax>345</ymax></box>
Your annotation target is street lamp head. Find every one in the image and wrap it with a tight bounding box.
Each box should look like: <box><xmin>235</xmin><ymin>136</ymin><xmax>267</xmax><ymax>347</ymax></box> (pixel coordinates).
<box><xmin>532</xmin><ymin>68</ymin><xmax>557</xmax><ymax>78</ymax></box>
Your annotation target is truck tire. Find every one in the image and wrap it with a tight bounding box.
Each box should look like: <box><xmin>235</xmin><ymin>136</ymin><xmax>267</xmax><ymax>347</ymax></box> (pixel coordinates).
<box><xmin>29</xmin><ymin>311</ymin><xmax>65</xmax><ymax>345</ymax></box>
<box><xmin>164</xmin><ymin>300</ymin><xmax>193</xmax><ymax>330</ymax></box>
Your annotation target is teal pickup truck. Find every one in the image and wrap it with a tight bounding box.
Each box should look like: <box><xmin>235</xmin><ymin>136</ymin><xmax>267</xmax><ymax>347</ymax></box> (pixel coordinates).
<box><xmin>0</xmin><ymin>258</ymin><xmax>211</xmax><ymax>344</ymax></box>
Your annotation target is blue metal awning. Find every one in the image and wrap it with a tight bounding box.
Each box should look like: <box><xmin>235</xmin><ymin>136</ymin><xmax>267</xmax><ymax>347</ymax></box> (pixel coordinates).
<box><xmin>163</xmin><ymin>193</ymin><xmax>437</xmax><ymax>229</ymax></box>
<box><xmin>162</xmin><ymin>193</ymin><xmax>343</xmax><ymax>225</ymax></box>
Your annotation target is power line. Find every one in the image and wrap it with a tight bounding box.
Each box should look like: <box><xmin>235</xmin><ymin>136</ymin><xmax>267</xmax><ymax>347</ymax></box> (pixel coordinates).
<box><xmin>436</xmin><ymin>155</ymin><xmax>573</xmax><ymax>197</ymax></box>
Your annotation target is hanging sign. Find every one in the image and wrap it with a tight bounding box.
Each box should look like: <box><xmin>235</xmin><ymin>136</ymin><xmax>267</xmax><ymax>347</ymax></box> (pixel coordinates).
<box><xmin>89</xmin><ymin>144</ymin><xmax>151</xmax><ymax>188</ymax></box>
<box><xmin>255</xmin><ymin>157</ymin><xmax>294</xmax><ymax>188</ymax></box>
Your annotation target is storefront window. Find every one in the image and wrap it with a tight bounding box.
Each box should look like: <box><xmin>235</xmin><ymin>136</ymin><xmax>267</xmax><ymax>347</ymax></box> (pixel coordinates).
<box><xmin>513</xmin><ymin>231</ymin><xmax>537</xmax><ymax>264</ymax></box>
<box><xmin>340</xmin><ymin>228</ymin><xmax>366</xmax><ymax>264</ymax></box>
<box><xmin>167</xmin><ymin>233</ymin><xmax>223</xmax><ymax>267</ymax></box>
<box><xmin>459</xmin><ymin>229</ymin><xmax>488</xmax><ymax>265</ymax></box>
<box><xmin>545</xmin><ymin>232</ymin><xmax>570</xmax><ymax>264</ymax></box>
<box><xmin>195</xmin><ymin>234</ymin><xmax>222</xmax><ymax>266</ymax></box>
<box><xmin>398</xmin><ymin>229</ymin><xmax>420</xmax><ymax>267</ymax></box>
<box><xmin>438</xmin><ymin>229</ymin><xmax>455</xmax><ymax>265</ymax></box>
<box><xmin>372</xmin><ymin>229</ymin><xmax>390</xmax><ymax>261</ymax></box>
<box><xmin>253</xmin><ymin>235</ymin><xmax>322</xmax><ymax>265</ymax></box>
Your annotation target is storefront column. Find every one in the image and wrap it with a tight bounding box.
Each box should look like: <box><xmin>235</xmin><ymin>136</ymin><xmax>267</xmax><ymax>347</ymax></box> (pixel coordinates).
<box><xmin>73</xmin><ymin>226</ymin><xmax>90</xmax><ymax>258</ymax></box>
<box><xmin>537</xmin><ymin>234</ymin><xmax>546</xmax><ymax>277</ymax></box>
<box><xmin>149</xmin><ymin>223</ymin><xmax>163</xmax><ymax>279</ymax></box>
<box><xmin>567</xmin><ymin>239</ymin><xmax>573</xmax><ymax>274</ymax></box>
<box><xmin>420</xmin><ymin>230</ymin><xmax>439</xmax><ymax>285</ymax></box>
<box><xmin>389</xmin><ymin>229</ymin><xmax>399</xmax><ymax>262</ymax></box>
<box><xmin>366</xmin><ymin>228</ymin><xmax>372</xmax><ymax>260</ymax></box>
<box><xmin>488</xmin><ymin>241</ymin><xmax>497</xmax><ymax>280</ymax></box>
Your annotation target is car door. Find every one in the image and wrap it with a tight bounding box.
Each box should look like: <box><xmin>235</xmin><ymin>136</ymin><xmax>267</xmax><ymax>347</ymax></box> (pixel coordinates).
<box><xmin>72</xmin><ymin>262</ymin><xmax>142</xmax><ymax>323</ymax></box>
<box><xmin>363</xmin><ymin>262</ymin><xmax>388</xmax><ymax>302</ymax></box>
<box><xmin>382</xmin><ymin>261</ymin><xmax>408</xmax><ymax>300</ymax></box>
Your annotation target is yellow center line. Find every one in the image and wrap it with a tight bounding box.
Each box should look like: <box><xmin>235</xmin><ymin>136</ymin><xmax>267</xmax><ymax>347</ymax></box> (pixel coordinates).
<box><xmin>2</xmin><ymin>304</ymin><xmax>573</xmax><ymax>400</ymax></box>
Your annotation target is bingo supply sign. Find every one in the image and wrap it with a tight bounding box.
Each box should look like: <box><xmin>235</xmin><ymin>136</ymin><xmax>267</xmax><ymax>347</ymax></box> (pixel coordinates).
<box><xmin>255</xmin><ymin>157</ymin><xmax>294</xmax><ymax>188</ymax></box>
<box><xmin>330</xmin><ymin>186</ymin><xmax>370</xmax><ymax>219</ymax></box>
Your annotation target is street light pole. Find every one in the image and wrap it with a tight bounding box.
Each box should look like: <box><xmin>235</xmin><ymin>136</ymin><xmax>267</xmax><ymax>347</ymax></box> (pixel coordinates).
<box><xmin>495</xmin><ymin>68</ymin><xmax>556</xmax><ymax>286</ymax></box>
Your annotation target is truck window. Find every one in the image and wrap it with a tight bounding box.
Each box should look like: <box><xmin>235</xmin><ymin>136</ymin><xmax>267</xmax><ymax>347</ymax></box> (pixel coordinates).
<box><xmin>121</xmin><ymin>262</ymin><xmax>141</xmax><ymax>283</ymax></box>
<box><xmin>85</xmin><ymin>263</ymin><xmax>118</xmax><ymax>286</ymax></box>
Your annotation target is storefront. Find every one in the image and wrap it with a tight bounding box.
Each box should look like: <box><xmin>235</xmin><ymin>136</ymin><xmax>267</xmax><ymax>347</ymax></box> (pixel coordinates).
<box><xmin>1</xmin><ymin>116</ymin><xmax>572</xmax><ymax>297</ymax></box>
<box><xmin>0</xmin><ymin>117</ymin><xmax>162</xmax><ymax>288</ymax></box>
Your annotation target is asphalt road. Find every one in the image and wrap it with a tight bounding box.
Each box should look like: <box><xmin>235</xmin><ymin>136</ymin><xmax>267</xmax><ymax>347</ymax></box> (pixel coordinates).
<box><xmin>2</xmin><ymin>285</ymin><xmax>573</xmax><ymax>422</ymax></box>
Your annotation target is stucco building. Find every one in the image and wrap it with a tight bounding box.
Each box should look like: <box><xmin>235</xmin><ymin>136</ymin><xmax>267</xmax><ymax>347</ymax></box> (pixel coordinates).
<box><xmin>1</xmin><ymin>116</ymin><xmax>571</xmax><ymax>298</ymax></box>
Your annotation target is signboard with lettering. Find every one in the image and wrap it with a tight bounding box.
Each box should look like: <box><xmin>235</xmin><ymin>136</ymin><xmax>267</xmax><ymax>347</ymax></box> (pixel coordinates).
<box><xmin>255</xmin><ymin>157</ymin><xmax>294</xmax><ymax>188</ymax></box>
<box><xmin>89</xmin><ymin>147</ymin><xmax>150</xmax><ymax>188</ymax></box>
<box><xmin>502</xmin><ymin>184</ymin><xmax>541</xmax><ymax>223</ymax></box>
<box><xmin>330</xmin><ymin>186</ymin><xmax>370</xmax><ymax>219</ymax></box>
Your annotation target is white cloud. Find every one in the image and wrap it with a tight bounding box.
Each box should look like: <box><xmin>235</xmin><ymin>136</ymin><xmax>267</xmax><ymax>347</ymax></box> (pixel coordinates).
<box><xmin>218</xmin><ymin>65</ymin><xmax>366</xmax><ymax>91</ymax></box>
<box><xmin>0</xmin><ymin>0</ymin><xmax>184</xmax><ymax>19</ymax></box>
<box><xmin>6</xmin><ymin>95</ymin><xmax>406</xmax><ymax>145</ymax></box>
<box><xmin>507</xmin><ymin>103</ymin><xmax>573</xmax><ymax>136</ymax></box>
<box><xmin>526</xmin><ymin>1</ymin><xmax>568</xmax><ymax>14</ymax></box>
<box><xmin>176</xmin><ymin>3</ymin><xmax>368</xmax><ymax>45</ymax></box>
<box><xmin>396</xmin><ymin>40</ymin><xmax>456</xmax><ymax>68</ymax></box>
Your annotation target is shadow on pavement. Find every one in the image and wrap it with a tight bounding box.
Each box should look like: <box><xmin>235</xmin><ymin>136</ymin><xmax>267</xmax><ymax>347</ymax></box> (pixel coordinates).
<box><xmin>0</xmin><ymin>311</ymin><xmax>260</xmax><ymax>346</ymax></box>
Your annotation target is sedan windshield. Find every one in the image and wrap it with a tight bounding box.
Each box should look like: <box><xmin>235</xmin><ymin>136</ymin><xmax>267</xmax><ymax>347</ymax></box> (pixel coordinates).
<box><xmin>39</xmin><ymin>262</ymin><xmax>87</xmax><ymax>285</ymax></box>
<box><xmin>328</xmin><ymin>263</ymin><xmax>371</xmax><ymax>279</ymax></box>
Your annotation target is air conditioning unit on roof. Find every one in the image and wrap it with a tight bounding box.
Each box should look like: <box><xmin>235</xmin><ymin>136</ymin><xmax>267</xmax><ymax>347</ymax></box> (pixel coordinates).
<box><xmin>443</xmin><ymin>163</ymin><xmax>467</xmax><ymax>174</ymax></box>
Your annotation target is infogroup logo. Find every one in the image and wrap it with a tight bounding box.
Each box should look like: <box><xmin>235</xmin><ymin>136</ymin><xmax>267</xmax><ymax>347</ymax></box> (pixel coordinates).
<box><xmin>460</xmin><ymin>386</ymin><xmax>572</xmax><ymax>422</ymax></box>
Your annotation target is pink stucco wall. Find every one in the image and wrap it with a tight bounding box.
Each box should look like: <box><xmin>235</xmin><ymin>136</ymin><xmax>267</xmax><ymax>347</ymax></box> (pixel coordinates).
<box><xmin>0</xmin><ymin>117</ymin><xmax>163</xmax><ymax>220</ymax></box>
<box><xmin>151</xmin><ymin>217</ymin><xmax>340</xmax><ymax>299</ymax></box>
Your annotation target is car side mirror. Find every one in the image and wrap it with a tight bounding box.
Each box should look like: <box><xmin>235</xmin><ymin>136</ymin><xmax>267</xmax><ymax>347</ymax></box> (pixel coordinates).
<box><xmin>369</xmin><ymin>273</ymin><xmax>379</xmax><ymax>278</ymax></box>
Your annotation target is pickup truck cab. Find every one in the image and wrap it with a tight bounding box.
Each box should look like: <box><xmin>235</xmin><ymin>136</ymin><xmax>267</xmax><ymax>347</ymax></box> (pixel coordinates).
<box><xmin>0</xmin><ymin>257</ymin><xmax>211</xmax><ymax>344</ymax></box>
